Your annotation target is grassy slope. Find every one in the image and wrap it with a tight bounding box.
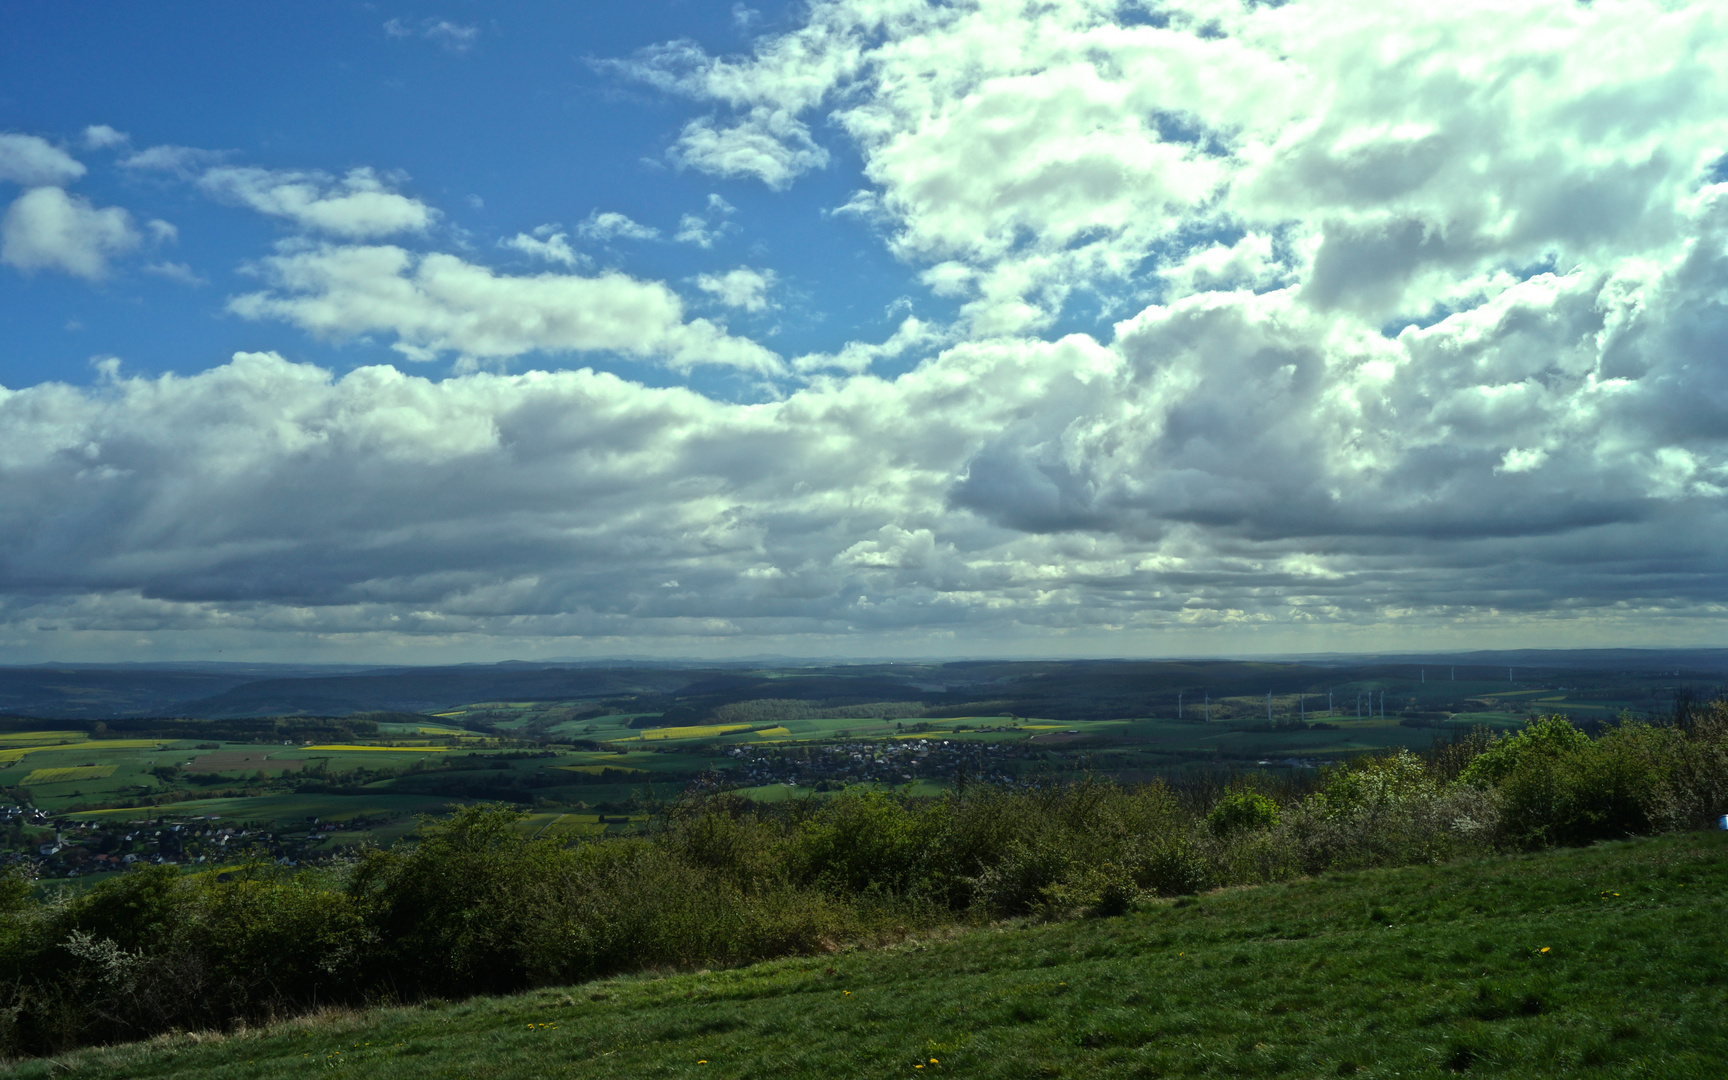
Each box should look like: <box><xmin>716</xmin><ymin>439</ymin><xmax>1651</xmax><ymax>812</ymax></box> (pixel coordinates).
<box><xmin>17</xmin><ymin>832</ymin><xmax>1727</xmax><ymax>1079</ymax></box>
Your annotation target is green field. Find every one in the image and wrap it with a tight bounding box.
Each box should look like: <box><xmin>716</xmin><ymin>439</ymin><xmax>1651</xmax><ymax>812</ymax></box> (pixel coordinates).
<box><xmin>18</xmin><ymin>830</ymin><xmax>1724</xmax><ymax>1079</ymax></box>
<box><xmin>0</xmin><ymin>705</ymin><xmax>1569</xmax><ymax>830</ymax></box>
<box><xmin>0</xmin><ymin>658</ymin><xmax>1687</xmax><ymax>853</ymax></box>
<box><xmin>67</xmin><ymin>792</ymin><xmax>462</xmax><ymax>827</ymax></box>
<box><xmin>732</xmin><ymin>779</ymin><xmax>953</xmax><ymax>801</ymax></box>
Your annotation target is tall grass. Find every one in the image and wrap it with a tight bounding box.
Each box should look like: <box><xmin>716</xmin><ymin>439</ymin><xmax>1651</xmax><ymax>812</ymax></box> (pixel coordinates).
<box><xmin>3</xmin><ymin>707</ymin><xmax>1726</xmax><ymax>1058</ymax></box>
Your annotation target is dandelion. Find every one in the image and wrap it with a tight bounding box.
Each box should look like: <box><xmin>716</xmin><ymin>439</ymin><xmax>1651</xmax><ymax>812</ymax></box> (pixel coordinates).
<box><xmin>930</xmin><ymin>1058</ymin><xmax>940</xmax><ymax>1064</ymax></box>
<box><xmin>697</xmin><ymin>1060</ymin><xmax>708</xmax><ymax>1065</ymax></box>
<box><xmin>1540</xmin><ymin>947</ymin><xmax>1550</xmax><ymax>953</ymax></box>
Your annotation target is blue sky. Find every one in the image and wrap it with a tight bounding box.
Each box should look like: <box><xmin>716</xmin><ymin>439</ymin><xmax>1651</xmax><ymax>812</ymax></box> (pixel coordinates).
<box><xmin>0</xmin><ymin>1</ymin><xmax>936</xmax><ymax>393</ymax></box>
<box><xmin>4</xmin><ymin>0</ymin><xmax>1728</xmax><ymax>663</ymax></box>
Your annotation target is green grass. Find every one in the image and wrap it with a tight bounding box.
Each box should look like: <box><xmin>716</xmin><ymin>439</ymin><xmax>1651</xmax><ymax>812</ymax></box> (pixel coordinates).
<box><xmin>734</xmin><ymin>779</ymin><xmax>952</xmax><ymax>801</ymax></box>
<box><xmin>21</xmin><ymin>831</ymin><xmax>1725</xmax><ymax>1079</ymax></box>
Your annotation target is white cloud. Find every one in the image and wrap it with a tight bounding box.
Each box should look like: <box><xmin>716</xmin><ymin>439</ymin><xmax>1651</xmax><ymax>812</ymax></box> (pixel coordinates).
<box><xmin>1496</xmin><ymin>447</ymin><xmax>1549</xmax><ymax>475</ymax></box>
<box><xmin>144</xmin><ymin>261</ymin><xmax>206</xmax><ymax>286</ymax></box>
<box><xmin>575</xmin><ymin>211</ymin><xmax>660</xmax><ymax>242</ymax></box>
<box><xmin>120</xmin><ymin>144</ymin><xmax>222</xmax><ymax>175</ymax></box>
<box><xmin>674</xmin><ymin>214</ymin><xmax>719</xmax><ymax>248</ymax></box>
<box><xmin>198</xmin><ymin>166</ymin><xmax>437</xmax><ymax>237</ymax></box>
<box><xmin>425</xmin><ymin>20</ymin><xmax>479</xmax><ymax>51</ymax></box>
<box><xmin>13</xmin><ymin>240</ymin><xmax>1728</xmax><ymax>650</ymax></box>
<box><xmin>1</xmin><ymin>187</ymin><xmax>140</xmax><ymax>279</ymax></box>
<box><xmin>671</xmin><ymin>107</ymin><xmax>829</xmax><ymax>189</ymax></box>
<box><xmin>501</xmin><ymin>226</ymin><xmax>584</xmax><ymax>267</ymax></box>
<box><xmin>16</xmin><ymin>0</ymin><xmax>1728</xmax><ymax>653</ymax></box>
<box><xmin>387</xmin><ymin>17</ymin><xmax>479</xmax><ymax>52</ymax></box>
<box><xmin>625</xmin><ymin>0</ymin><xmax>1728</xmax><ymax>339</ymax></box>
<box><xmin>792</xmin><ymin>314</ymin><xmax>942</xmax><ymax>374</ymax></box>
<box><xmin>81</xmin><ymin>125</ymin><xmax>128</xmax><ymax>150</ymax></box>
<box><xmin>672</xmin><ymin>197</ymin><xmax>737</xmax><ymax>248</ymax></box>
<box><xmin>0</xmin><ymin>134</ymin><xmax>85</xmax><ymax>187</ymax></box>
<box><xmin>695</xmin><ymin>266</ymin><xmax>776</xmax><ymax>312</ymax></box>
<box><xmin>228</xmin><ymin>243</ymin><xmax>785</xmax><ymax>374</ymax></box>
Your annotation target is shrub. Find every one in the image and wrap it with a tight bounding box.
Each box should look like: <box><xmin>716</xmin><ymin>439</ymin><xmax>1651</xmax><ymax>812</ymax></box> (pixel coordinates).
<box><xmin>787</xmin><ymin>789</ymin><xmax>928</xmax><ymax>896</ymax></box>
<box><xmin>1207</xmin><ymin>791</ymin><xmax>1280</xmax><ymax>837</ymax></box>
<box><xmin>967</xmin><ymin>835</ymin><xmax>1075</xmax><ymax>917</ymax></box>
<box><xmin>1322</xmin><ymin>751</ymin><xmax>1435</xmax><ymax>814</ymax></box>
<box><xmin>1457</xmin><ymin>715</ymin><xmax>1591</xmax><ymax>788</ymax></box>
<box><xmin>0</xmin><ymin>863</ymin><xmax>371</xmax><ymax>1056</ymax></box>
<box><xmin>1664</xmin><ymin>703</ymin><xmax>1728</xmax><ymax>825</ymax></box>
<box><xmin>1132</xmin><ymin>839</ymin><xmax>1209</xmax><ymax>897</ymax></box>
<box><xmin>1494</xmin><ymin>722</ymin><xmax>1672</xmax><ymax>848</ymax></box>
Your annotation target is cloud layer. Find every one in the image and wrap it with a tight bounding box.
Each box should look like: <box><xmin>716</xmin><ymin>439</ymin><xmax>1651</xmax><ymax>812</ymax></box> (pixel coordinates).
<box><xmin>9</xmin><ymin>0</ymin><xmax>1728</xmax><ymax>656</ymax></box>
<box><xmin>227</xmin><ymin>244</ymin><xmax>785</xmax><ymax>374</ymax></box>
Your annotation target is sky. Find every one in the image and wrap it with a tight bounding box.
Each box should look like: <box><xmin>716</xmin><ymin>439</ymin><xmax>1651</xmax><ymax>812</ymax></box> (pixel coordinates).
<box><xmin>3</xmin><ymin>0</ymin><xmax>1728</xmax><ymax>664</ymax></box>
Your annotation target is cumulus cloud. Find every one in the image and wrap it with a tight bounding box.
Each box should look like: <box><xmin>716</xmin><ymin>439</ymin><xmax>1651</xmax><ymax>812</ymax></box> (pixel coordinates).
<box><xmin>671</xmin><ymin>107</ymin><xmax>829</xmax><ymax>189</ymax></box>
<box><xmin>575</xmin><ymin>211</ymin><xmax>659</xmax><ymax>242</ymax></box>
<box><xmin>625</xmin><ymin>0</ymin><xmax>1728</xmax><ymax>339</ymax></box>
<box><xmin>198</xmin><ymin>166</ymin><xmax>437</xmax><ymax>237</ymax></box>
<box><xmin>501</xmin><ymin>225</ymin><xmax>584</xmax><ymax>267</ymax></box>
<box><xmin>12</xmin><ymin>240</ymin><xmax>1728</xmax><ymax>651</ymax></box>
<box><xmin>695</xmin><ymin>266</ymin><xmax>775</xmax><ymax>311</ymax></box>
<box><xmin>1</xmin><ymin>187</ymin><xmax>140</xmax><ymax>278</ymax></box>
<box><xmin>0</xmin><ymin>134</ymin><xmax>85</xmax><ymax>187</ymax></box>
<box><xmin>228</xmin><ymin>243</ymin><xmax>785</xmax><ymax>374</ymax></box>
<box><xmin>792</xmin><ymin>315</ymin><xmax>942</xmax><ymax>374</ymax></box>
<box><xmin>81</xmin><ymin>125</ymin><xmax>128</xmax><ymax>150</ymax></box>
<box><xmin>14</xmin><ymin>0</ymin><xmax>1728</xmax><ymax>653</ymax></box>
<box><xmin>672</xmin><ymin>195</ymin><xmax>736</xmax><ymax>248</ymax></box>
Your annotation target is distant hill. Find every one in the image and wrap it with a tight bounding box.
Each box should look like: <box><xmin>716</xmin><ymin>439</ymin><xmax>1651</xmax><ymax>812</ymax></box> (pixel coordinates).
<box><xmin>174</xmin><ymin>666</ymin><xmax>694</xmax><ymax>718</ymax></box>
<box><xmin>0</xmin><ymin>648</ymin><xmax>1722</xmax><ymax>721</ymax></box>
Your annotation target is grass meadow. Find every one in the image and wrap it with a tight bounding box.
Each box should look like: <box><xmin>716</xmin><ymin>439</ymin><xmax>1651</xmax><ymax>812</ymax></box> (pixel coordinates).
<box><xmin>13</xmin><ymin>830</ymin><xmax>1724</xmax><ymax>1080</ymax></box>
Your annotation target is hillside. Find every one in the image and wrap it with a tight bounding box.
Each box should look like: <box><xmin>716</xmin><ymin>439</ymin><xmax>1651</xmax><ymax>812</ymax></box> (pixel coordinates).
<box><xmin>16</xmin><ymin>831</ymin><xmax>1724</xmax><ymax>1079</ymax></box>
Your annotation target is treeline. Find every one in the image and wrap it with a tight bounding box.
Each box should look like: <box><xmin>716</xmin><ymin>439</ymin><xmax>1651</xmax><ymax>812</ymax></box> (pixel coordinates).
<box><xmin>3</xmin><ymin>709</ymin><xmax>1727</xmax><ymax>1058</ymax></box>
<box><xmin>709</xmin><ymin>698</ymin><xmax>933</xmax><ymax>725</ymax></box>
<box><xmin>0</xmin><ymin>714</ymin><xmax>392</xmax><ymax>742</ymax></box>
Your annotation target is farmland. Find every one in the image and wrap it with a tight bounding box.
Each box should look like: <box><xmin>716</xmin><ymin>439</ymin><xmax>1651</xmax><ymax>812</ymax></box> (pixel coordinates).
<box><xmin>0</xmin><ymin>654</ymin><xmax>1717</xmax><ymax>878</ymax></box>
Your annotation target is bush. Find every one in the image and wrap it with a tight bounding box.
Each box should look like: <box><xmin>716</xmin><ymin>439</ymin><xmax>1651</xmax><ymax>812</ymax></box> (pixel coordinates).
<box><xmin>1207</xmin><ymin>791</ymin><xmax>1280</xmax><ymax>837</ymax></box>
<box><xmin>787</xmin><ymin>789</ymin><xmax>929</xmax><ymax>896</ymax></box>
<box><xmin>1322</xmin><ymin>750</ymin><xmax>1436</xmax><ymax>814</ymax></box>
<box><xmin>1458</xmin><ymin>715</ymin><xmax>1591</xmax><ymax>788</ymax></box>
<box><xmin>0</xmin><ymin>863</ymin><xmax>370</xmax><ymax>1056</ymax></box>
<box><xmin>1448</xmin><ymin>714</ymin><xmax>1694</xmax><ymax>849</ymax></box>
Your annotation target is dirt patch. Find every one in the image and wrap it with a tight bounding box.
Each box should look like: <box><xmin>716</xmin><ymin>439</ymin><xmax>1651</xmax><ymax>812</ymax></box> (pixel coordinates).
<box><xmin>186</xmin><ymin>751</ymin><xmax>304</xmax><ymax>774</ymax></box>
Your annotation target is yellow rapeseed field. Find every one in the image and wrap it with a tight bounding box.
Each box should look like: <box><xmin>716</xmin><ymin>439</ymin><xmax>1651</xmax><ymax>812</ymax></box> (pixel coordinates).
<box><xmin>301</xmin><ymin>744</ymin><xmax>451</xmax><ymax>752</ymax></box>
<box><xmin>0</xmin><ymin>738</ymin><xmax>161</xmax><ymax>764</ymax></box>
<box><xmin>22</xmin><ymin>765</ymin><xmax>117</xmax><ymax>784</ymax></box>
<box><xmin>634</xmin><ymin>724</ymin><xmax>752</xmax><ymax>741</ymax></box>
